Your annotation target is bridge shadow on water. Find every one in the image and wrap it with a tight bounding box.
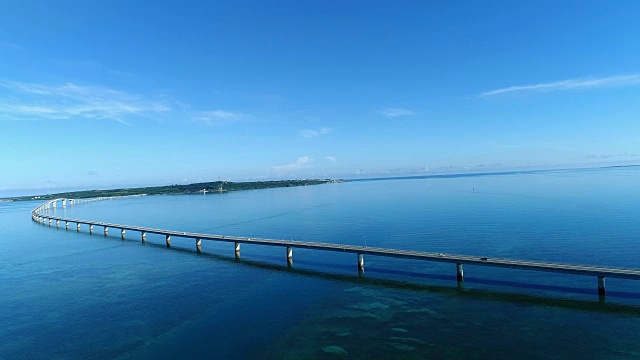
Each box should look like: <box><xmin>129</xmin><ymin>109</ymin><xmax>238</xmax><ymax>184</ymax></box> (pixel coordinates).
<box><xmin>123</xmin><ymin>237</ymin><xmax>640</xmax><ymax>317</ymax></box>
<box><xmin>49</xmin><ymin>224</ymin><xmax>640</xmax><ymax>316</ymax></box>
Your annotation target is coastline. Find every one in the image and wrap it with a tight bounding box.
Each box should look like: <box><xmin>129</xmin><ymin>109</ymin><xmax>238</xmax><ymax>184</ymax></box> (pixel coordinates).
<box><xmin>2</xmin><ymin>179</ymin><xmax>344</xmax><ymax>202</ymax></box>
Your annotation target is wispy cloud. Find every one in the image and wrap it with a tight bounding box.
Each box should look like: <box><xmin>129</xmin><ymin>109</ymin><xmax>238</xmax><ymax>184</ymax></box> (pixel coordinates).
<box><xmin>109</xmin><ymin>69</ymin><xmax>138</xmax><ymax>79</ymax></box>
<box><xmin>299</xmin><ymin>127</ymin><xmax>331</xmax><ymax>139</ymax></box>
<box><xmin>0</xmin><ymin>80</ymin><xmax>170</xmax><ymax>124</ymax></box>
<box><xmin>0</xmin><ymin>42</ymin><xmax>25</xmax><ymax>51</ymax></box>
<box><xmin>481</xmin><ymin>74</ymin><xmax>640</xmax><ymax>96</ymax></box>
<box><xmin>272</xmin><ymin>156</ymin><xmax>313</xmax><ymax>171</ymax></box>
<box><xmin>191</xmin><ymin>110</ymin><xmax>246</xmax><ymax>125</ymax></box>
<box><xmin>380</xmin><ymin>108</ymin><xmax>414</xmax><ymax>118</ymax></box>
<box><xmin>325</xmin><ymin>156</ymin><xmax>336</xmax><ymax>162</ymax></box>
<box><xmin>53</xmin><ymin>59</ymin><xmax>101</xmax><ymax>69</ymax></box>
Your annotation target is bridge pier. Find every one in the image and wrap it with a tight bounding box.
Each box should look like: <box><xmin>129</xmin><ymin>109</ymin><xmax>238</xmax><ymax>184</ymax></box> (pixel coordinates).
<box><xmin>52</xmin><ymin>201</ymin><xmax>56</xmax><ymax>208</ymax></box>
<box><xmin>456</xmin><ymin>263</ymin><xmax>464</xmax><ymax>281</ymax></box>
<box><xmin>65</xmin><ymin>221</ymin><xmax>69</xmax><ymax>230</ymax></box>
<box><xmin>62</xmin><ymin>199</ymin><xmax>66</xmax><ymax>208</ymax></box>
<box><xmin>29</xmin><ymin>199</ymin><xmax>640</xmax><ymax>296</ymax></box>
<box><xmin>598</xmin><ymin>276</ymin><xmax>606</xmax><ymax>295</ymax></box>
<box><xmin>286</xmin><ymin>247</ymin><xmax>293</xmax><ymax>264</ymax></box>
<box><xmin>141</xmin><ymin>231</ymin><xmax>146</xmax><ymax>243</ymax></box>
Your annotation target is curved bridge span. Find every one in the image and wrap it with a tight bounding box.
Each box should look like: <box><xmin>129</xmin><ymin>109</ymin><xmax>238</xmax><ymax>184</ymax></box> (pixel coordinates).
<box><xmin>32</xmin><ymin>197</ymin><xmax>640</xmax><ymax>296</ymax></box>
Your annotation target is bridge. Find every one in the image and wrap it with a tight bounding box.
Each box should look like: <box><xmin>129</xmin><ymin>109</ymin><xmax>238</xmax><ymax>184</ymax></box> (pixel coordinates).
<box><xmin>32</xmin><ymin>197</ymin><xmax>640</xmax><ymax>296</ymax></box>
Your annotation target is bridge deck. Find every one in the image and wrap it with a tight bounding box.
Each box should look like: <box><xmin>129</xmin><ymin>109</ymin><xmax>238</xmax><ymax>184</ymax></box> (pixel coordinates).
<box><xmin>34</xmin><ymin>207</ymin><xmax>640</xmax><ymax>282</ymax></box>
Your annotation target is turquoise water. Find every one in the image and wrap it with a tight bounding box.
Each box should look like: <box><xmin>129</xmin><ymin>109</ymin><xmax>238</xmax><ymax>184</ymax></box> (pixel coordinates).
<box><xmin>2</xmin><ymin>167</ymin><xmax>640</xmax><ymax>359</ymax></box>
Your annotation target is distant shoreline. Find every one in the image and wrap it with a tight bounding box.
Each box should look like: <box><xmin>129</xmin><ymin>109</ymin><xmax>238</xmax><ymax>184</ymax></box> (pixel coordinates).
<box><xmin>2</xmin><ymin>163</ymin><xmax>638</xmax><ymax>202</ymax></box>
<box><xmin>2</xmin><ymin>179</ymin><xmax>343</xmax><ymax>202</ymax></box>
<box><xmin>347</xmin><ymin>164</ymin><xmax>640</xmax><ymax>183</ymax></box>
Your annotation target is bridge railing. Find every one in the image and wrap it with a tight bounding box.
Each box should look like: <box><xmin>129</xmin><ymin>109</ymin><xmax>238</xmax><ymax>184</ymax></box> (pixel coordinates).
<box><xmin>31</xmin><ymin>198</ymin><xmax>640</xmax><ymax>296</ymax></box>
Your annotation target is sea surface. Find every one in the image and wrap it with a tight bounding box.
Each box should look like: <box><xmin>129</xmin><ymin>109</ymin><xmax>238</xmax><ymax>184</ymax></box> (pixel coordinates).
<box><xmin>1</xmin><ymin>167</ymin><xmax>640</xmax><ymax>359</ymax></box>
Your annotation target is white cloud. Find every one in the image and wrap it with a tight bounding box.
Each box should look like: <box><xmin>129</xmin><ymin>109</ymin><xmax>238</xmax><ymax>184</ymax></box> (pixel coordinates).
<box><xmin>299</xmin><ymin>127</ymin><xmax>331</xmax><ymax>139</ymax></box>
<box><xmin>0</xmin><ymin>80</ymin><xmax>170</xmax><ymax>124</ymax></box>
<box><xmin>272</xmin><ymin>156</ymin><xmax>313</xmax><ymax>171</ymax></box>
<box><xmin>380</xmin><ymin>108</ymin><xmax>415</xmax><ymax>118</ymax></box>
<box><xmin>481</xmin><ymin>74</ymin><xmax>640</xmax><ymax>96</ymax></box>
<box><xmin>326</xmin><ymin>156</ymin><xmax>336</xmax><ymax>162</ymax></box>
<box><xmin>0</xmin><ymin>79</ymin><xmax>254</xmax><ymax>128</ymax></box>
<box><xmin>191</xmin><ymin>110</ymin><xmax>246</xmax><ymax>125</ymax></box>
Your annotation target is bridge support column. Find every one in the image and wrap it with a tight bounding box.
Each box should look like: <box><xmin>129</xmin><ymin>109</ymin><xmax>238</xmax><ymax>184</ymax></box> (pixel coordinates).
<box><xmin>286</xmin><ymin>247</ymin><xmax>293</xmax><ymax>264</ymax></box>
<box><xmin>48</xmin><ymin>219</ymin><xmax>52</xmax><ymax>226</ymax></box>
<box><xmin>141</xmin><ymin>231</ymin><xmax>146</xmax><ymax>243</ymax></box>
<box><xmin>456</xmin><ymin>263</ymin><xmax>464</xmax><ymax>282</ymax></box>
<box><xmin>65</xmin><ymin>221</ymin><xmax>69</xmax><ymax>230</ymax></box>
<box><xmin>165</xmin><ymin>235</ymin><xmax>171</xmax><ymax>248</ymax></box>
<box><xmin>598</xmin><ymin>276</ymin><xmax>606</xmax><ymax>295</ymax></box>
<box><xmin>62</xmin><ymin>199</ymin><xmax>66</xmax><ymax>208</ymax></box>
<box><xmin>235</xmin><ymin>242</ymin><xmax>240</xmax><ymax>257</ymax></box>
<box><xmin>56</xmin><ymin>220</ymin><xmax>60</xmax><ymax>228</ymax></box>
<box><xmin>104</xmin><ymin>226</ymin><xmax>108</xmax><ymax>236</ymax></box>
<box><xmin>196</xmin><ymin>238</ymin><xmax>202</xmax><ymax>253</ymax></box>
<box><xmin>77</xmin><ymin>223</ymin><xmax>80</xmax><ymax>231</ymax></box>
<box><xmin>89</xmin><ymin>224</ymin><xmax>93</xmax><ymax>234</ymax></box>
<box><xmin>121</xmin><ymin>229</ymin><xmax>126</xmax><ymax>240</ymax></box>
<box><xmin>52</xmin><ymin>201</ymin><xmax>56</xmax><ymax>208</ymax></box>
<box><xmin>358</xmin><ymin>253</ymin><xmax>364</xmax><ymax>271</ymax></box>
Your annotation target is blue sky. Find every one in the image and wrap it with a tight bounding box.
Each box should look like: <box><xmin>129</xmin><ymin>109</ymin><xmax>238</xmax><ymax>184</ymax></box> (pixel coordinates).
<box><xmin>1</xmin><ymin>1</ymin><xmax>640</xmax><ymax>195</ymax></box>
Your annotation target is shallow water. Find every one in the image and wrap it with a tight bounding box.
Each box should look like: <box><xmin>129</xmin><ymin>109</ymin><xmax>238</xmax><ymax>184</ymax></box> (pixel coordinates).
<box><xmin>2</xmin><ymin>167</ymin><xmax>640</xmax><ymax>359</ymax></box>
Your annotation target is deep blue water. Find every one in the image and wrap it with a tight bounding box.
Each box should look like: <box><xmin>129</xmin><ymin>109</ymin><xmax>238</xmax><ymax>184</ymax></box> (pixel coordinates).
<box><xmin>2</xmin><ymin>167</ymin><xmax>640</xmax><ymax>359</ymax></box>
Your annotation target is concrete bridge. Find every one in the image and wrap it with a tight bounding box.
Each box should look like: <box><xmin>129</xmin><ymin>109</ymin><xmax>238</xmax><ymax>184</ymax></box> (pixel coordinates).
<box><xmin>32</xmin><ymin>198</ymin><xmax>640</xmax><ymax>296</ymax></box>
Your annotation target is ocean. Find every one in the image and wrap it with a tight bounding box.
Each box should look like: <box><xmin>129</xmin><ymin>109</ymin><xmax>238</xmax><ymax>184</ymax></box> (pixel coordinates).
<box><xmin>1</xmin><ymin>167</ymin><xmax>640</xmax><ymax>359</ymax></box>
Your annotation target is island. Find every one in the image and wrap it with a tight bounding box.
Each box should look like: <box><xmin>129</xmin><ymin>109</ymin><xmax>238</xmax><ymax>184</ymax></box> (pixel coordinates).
<box><xmin>3</xmin><ymin>179</ymin><xmax>344</xmax><ymax>202</ymax></box>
